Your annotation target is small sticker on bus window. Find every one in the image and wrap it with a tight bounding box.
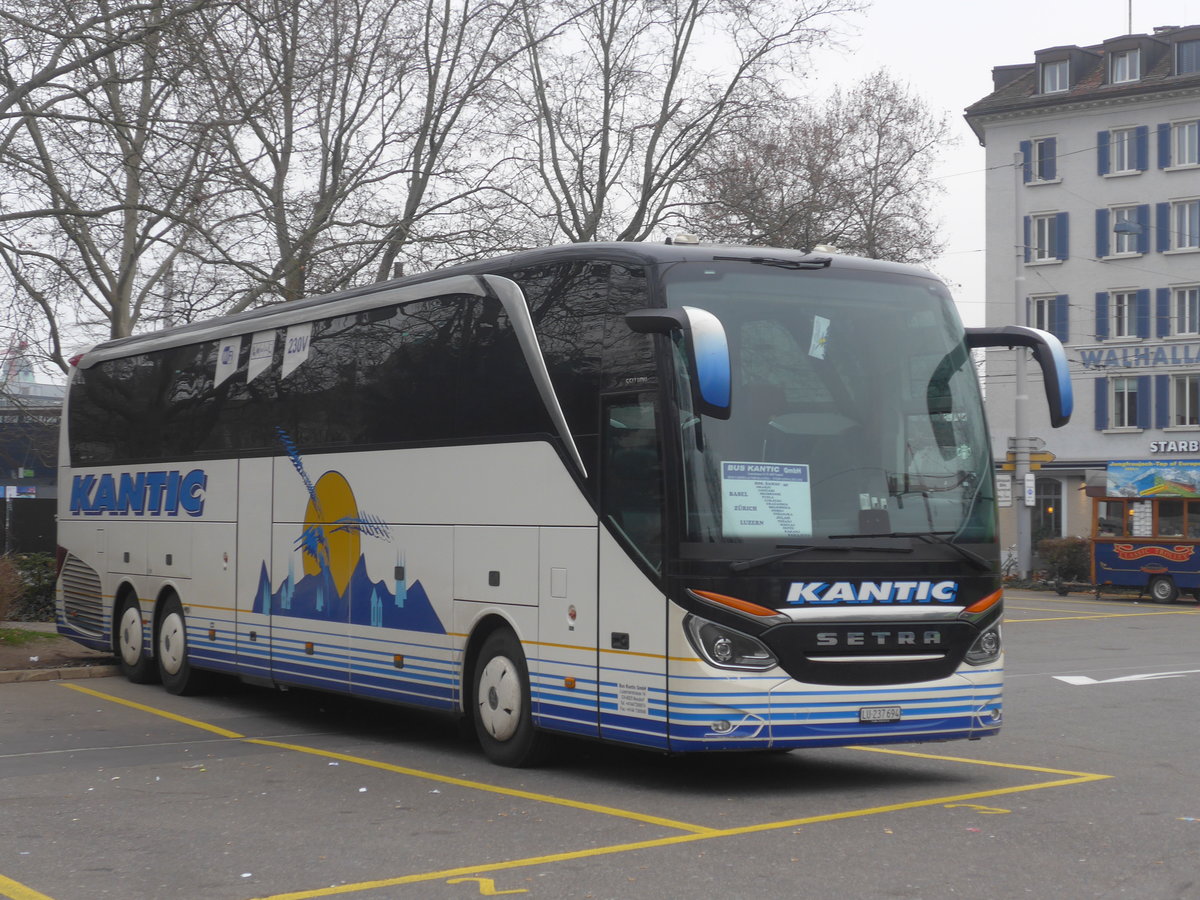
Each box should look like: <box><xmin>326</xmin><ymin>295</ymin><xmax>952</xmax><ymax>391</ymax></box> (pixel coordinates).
<box><xmin>215</xmin><ymin>336</ymin><xmax>242</xmax><ymax>387</ymax></box>
<box><xmin>809</xmin><ymin>316</ymin><xmax>830</xmax><ymax>359</ymax></box>
<box><xmin>248</xmin><ymin>330</ymin><xmax>275</xmax><ymax>382</ymax></box>
<box><xmin>282</xmin><ymin>323</ymin><xmax>312</xmax><ymax>378</ymax></box>
<box><xmin>721</xmin><ymin>461</ymin><xmax>812</xmax><ymax>539</ymax></box>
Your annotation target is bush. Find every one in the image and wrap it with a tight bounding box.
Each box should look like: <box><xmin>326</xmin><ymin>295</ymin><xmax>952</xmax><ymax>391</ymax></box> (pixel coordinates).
<box><xmin>0</xmin><ymin>553</ymin><xmax>56</xmax><ymax>622</ymax></box>
<box><xmin>1036</xmin><ymin>537</ymin><xmax>1090</xmax><ymax>584</ymax></box>
<box><xmin>0</xmin><ymin>555</ymin><xmax>19</xmax><ymax>621</ymax></box>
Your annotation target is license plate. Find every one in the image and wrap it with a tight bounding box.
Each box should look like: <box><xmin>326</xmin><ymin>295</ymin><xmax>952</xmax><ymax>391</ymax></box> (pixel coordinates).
<box><xmin>859</xmin><ymin>706</ymin><xmax>902</xmax><ymax>723</ymax></box>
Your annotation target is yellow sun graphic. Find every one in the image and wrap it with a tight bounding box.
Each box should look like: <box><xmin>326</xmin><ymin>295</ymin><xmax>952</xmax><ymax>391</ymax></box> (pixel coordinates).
<box><xmin>301</xmin><ymin>471</ymin><xmax>360</xmax><ymax>597</ymax></box>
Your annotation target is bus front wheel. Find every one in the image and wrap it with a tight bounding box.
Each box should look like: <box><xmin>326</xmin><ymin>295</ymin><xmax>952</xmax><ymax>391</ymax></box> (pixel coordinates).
<box><xmin>116</xmin><ymin>594</ymin><xmax>159</xmax><ymax>684</ymax></box>
<box><xmin>1149</xmin><ymin>576</ymin><xmax>1179</xmax><ymax>604</ymax></box>
<box><xmin>156</xmin><ymin>594</ymin><xmax>207</xmax><ymax>694</ymax></box>
<box><xmin>472</xmin><ymin>629</ymin><xmax>549</xmax><ymax>767</ymax></box>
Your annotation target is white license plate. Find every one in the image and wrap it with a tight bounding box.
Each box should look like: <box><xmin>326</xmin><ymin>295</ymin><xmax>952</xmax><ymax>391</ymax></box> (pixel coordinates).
<box><xmin>859</xmin><ymin>706</ymin><xmax>902</xmax><ymax>723</ymax></box>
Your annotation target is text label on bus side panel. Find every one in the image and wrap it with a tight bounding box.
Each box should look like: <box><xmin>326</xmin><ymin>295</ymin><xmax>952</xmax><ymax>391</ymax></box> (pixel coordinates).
<box><xmin>69</xmin><ymin>469</ymin><xmax>208</xmax><ymax>517</ymax></box>
<box><xmin>785</xmin><ymin>580</ymin><xmax>959</xmax><ymax>606</ymax></box>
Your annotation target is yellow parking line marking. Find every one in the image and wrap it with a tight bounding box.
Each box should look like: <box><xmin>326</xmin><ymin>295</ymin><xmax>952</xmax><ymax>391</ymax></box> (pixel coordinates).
<box><xmin>61</xmin><ymin>683</ymin><xmax>245</xmax><ymax>739</ymax></box>
<box><xmin>55</xmin><ymin>683</ymin><xmax>712</xmax><ymax>835</ymax></box>
<box><xmin>0</xmin><ymin>873</ymin><xmax>56</xmax><ymax>900</ymax></box>
<box><xmin>56</xmin><ymin>685</ymin><xmax>1112</xmax><ymax>900</ymax></box>
<box><xmin>246</xmin><ymin>739</ymin><xmax>717</xmax><ymax>834</ymax></box>
<box><xmin>247</xmin><ymin>767</ymin><xmax>1110</xmax><ymax>900</ymax></box>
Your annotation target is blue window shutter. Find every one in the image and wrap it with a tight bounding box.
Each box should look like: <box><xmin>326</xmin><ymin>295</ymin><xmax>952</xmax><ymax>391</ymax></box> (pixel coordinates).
<box><xmin>1097</xmin><ymin>130</ymin><xmax>1110</xmax><ymax>175</ymax></box>
<box><xmin>1157</xmin><ymin>287</ymin><xmax>1171</xmax><ymax>337</ymax></box>
<box><xmin>1054</xmin><ymin>294</ymin><xmax>1069</xmax><ymax>341</ymax></box>
<box><xmin>1095</xmin><ymin>292</ymin><xmax>1109</xmax><ymax>341</ymax></box>
<box><xmin>1055</xmin><ymin>212</ymin><xmax>1069</xmax><ymax>260</ymax></box>
<box><xmin>1044</xmin><ymin>137</ymin><xmax>1057</xmax><ymax>180</ymax></box>
<box><xmin>1020</xmin><ymin>140</ymin><xmax>1032</xmax><ymax>182</ymax></box>
<box><xmin>1095</xmin><ymin>378</ymin><xmax>1108</xmax><ymax>430</ymax></box>
<box><xmin>1137</xmin><ymin>376</ymin><xmax>1152</xmax><ymax>429</ymax></box>
<box><xmin>1158</xmin><ymin>123</ymin><xmax>1172</xmax><ymax>168</ymax></box>
<box><xmin>1137</xmin><ymin>289</ymin><xmax>1151</xmax><ymax>338</ymax></box>
<box><xmin>1156</xmin><ymin>203</ymin><xmax>1171</xmax><ymax>252</ymax></box>
<box><xmin>1023</xmin><ymin>216</ymin><xmax>1031</xmax><ymax>262</ymax></box>
<box><xmin>1156</xmin><ymin>374</ymin><xmax>1170</xmax><ymax>429</ymax></box>
<box><xmin>1137</xmin><ymin>204</ymin><xmax>1151</xmax><ymax>254</ymax></box>
<box><xmin>1095</xmin><ymin>208</ymin><xmax>1110</xmax><ymax>257</ymax></box>
<box><xmin>1135</xmin><ymin>125</ymin><xmax>1149</xmax><ymax>170</ymax></box>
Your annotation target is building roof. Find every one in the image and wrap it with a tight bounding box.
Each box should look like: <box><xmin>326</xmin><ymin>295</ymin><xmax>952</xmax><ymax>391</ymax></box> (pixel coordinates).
<box><xmin>964</xmin><ymin>24</ymin><xmax>1200</xmax><ymax>142</ymax></box>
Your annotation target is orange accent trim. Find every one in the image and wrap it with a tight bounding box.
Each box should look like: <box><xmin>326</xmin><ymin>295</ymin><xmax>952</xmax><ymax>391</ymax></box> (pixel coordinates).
<box><xmin>690</xmin><ymin>589</ymin><xmax>779</xmax><ymax>618</ymax></box>
<box><xmin>963</xmin><ymin>589</ymin><xmax>1003</xmax><ymax>615</ymax></box>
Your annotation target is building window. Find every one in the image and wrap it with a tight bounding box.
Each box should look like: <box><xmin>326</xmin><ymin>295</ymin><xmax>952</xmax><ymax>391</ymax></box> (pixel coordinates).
<box><xmin>1112</xmin><ymin>207</ymin><xmax>1141</xmax><ymax>254</ymax></box>
<box><xmin>1030</xmin><ymin>296</ymin><xmax>1053</xmax><ymax>331</ymax></box>
<box><xmin>1033</xmin><ymin>478</ymin><xmax>1062</xmax><ymax>545</ymax></box>
<box><xmin>1031</xmin><ymin>213</ymin><xmax>1063</xmax><ymax>260</ymax></box>
<box><xmin>1111</xmin><ymin>290</ymin><xmax>1138</xmax><ymax>336</ymax></box>
<box><xmin>1173</xmin><ymin>373</ymin><xmax>1200</xmax><ymax>426</ymax></box>
<box><xmin>1111</xmin><ymin>376</ymin><xmax>1139</xmax><ymax>427</ymax></box>
<box><xmin>1175</xmin><ymin>286</ymin><xmax>1200</xmax><ymax>334</ymax></box>
<box><xmin>1111</xmin><ymin>128</ymin><xmax>1138</xmax><ymax>172</ymax></box>
<box><xmin>1032</xmin><ymin>138</ymin><xmax>1056</xmax><ymax>181</ymax></box>
<box><xmin>1172</xmin><ymin>199</ymin><xmax>1200</xmax><ymax>250</ymax></box>
<box><xmin>1110</xmin><ymin>49</ymin><xmax>1140</xmax><ymax>83</ymax></box>
<box><xmin>1177</xmin><ymin>39</ymin><xmax>1200</xmax><ymax>74</ymax></box>
<box><xmin>1041</xmin><ymin>59</ymin><xmax>1069</xmax><ymax>93</ymax></box>
<box><xmin>1172</xmin><ymin>120</ymin><xmax>1199</xmax><ymax>167</ymax></box>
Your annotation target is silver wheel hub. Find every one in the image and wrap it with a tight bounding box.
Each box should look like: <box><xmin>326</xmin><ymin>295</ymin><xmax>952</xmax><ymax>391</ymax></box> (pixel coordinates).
<box><xmin>118</xmin><ymin>605</ymin><xmax>143</xmax><ymax>667</ymax></box>
<box><xmin>477</xmin><ymin>655</ymin><xmax>521</xmax><ymax>742</ymax></box>
<box><xmin>158</xmin><ymin>612</ymin><xmax>186</xmax><ymax>675</ymax></box>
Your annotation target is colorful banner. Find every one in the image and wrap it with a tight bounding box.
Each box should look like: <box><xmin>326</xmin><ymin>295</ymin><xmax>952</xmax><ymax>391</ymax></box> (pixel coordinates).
<box><xmin>1106</xmin><ymin>460</ymin><xmax>1200</xmax><ymax>498</ymax></box>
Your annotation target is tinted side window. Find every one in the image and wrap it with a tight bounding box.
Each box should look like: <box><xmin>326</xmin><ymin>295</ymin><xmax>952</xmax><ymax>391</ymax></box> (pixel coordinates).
<box><xmin>357</xmin><ymin>293</ymin><xmax>553</xmax><ymax>445</ymax></box>
<box><xmin>70</xmin><ymin>354</ymin><xmax>167</xmax><ymax>466</ymax></box>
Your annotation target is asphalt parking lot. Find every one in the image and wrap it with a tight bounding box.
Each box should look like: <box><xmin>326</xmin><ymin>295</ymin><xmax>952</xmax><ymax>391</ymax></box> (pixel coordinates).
<box><xmin>2</xmin><ymin>589</ymin><xmax>1198</xmax><ymax>900</ymax></box>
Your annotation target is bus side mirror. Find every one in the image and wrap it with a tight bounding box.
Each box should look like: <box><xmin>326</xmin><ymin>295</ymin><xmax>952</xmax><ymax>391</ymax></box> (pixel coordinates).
<box><xmin>965</xmin><ymin>325</ymin><xmax>1073</xmax><ymax>428</ymax></box>
<box><xmin>626</xmin><ymin>306</ymin><xmax>731</xmax><ymax>420</ymax></box>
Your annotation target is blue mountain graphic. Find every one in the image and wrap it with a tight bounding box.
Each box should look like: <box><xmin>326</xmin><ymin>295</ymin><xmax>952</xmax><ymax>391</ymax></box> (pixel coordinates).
<box><xmin>253</xmin><ymin>557</ymin><xmax>445</xmax><ymax>634</ymax></box>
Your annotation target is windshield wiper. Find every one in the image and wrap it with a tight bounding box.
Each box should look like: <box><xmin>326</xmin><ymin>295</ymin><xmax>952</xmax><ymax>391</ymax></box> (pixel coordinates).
<box><xmin>840</xmin><ymin>531</ymin><xmax>991</xmax><ymax>573</ymax></box>
<box><xmin>730</xmin><ymin>539</ymin><xmax>913</xmax><ymax>573</ymax></box>
<box><xmin>712</xmin><ymin>254</ymin><xmax>832</xmax><ymax>270</ymax></box>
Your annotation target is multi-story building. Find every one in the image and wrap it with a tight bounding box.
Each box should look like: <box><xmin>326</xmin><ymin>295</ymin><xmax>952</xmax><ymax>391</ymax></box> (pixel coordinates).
<box><xmin>965</xmin><ymin>25</ymin><xmax>1200</xmax><ymax>568</ymax></box>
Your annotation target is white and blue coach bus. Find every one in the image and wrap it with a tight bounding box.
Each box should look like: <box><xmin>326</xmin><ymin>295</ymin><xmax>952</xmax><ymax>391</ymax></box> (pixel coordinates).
<box><xmin>55</xmin><ymin>241</ymin><xmax>1072</xmax><ymax>765</ymax></box>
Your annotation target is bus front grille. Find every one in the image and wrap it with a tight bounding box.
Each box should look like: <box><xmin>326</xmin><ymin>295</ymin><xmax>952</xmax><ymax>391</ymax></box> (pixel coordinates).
<box><xmin>60</xmin><ymin>554</ymin><xmax>105</xmax><ymax>636</ymax></box>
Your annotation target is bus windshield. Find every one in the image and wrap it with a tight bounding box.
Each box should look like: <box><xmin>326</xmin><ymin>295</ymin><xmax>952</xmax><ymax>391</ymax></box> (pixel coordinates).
<box><xmin>662</xmin><ymin>260</ymin><xmax>994</xmax><ymax>550</ymax></box>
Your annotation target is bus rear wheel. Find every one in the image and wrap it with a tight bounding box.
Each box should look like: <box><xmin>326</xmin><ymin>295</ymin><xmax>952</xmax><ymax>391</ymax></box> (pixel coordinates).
<box><xmin>472</xmin><ymin>629</ymin><xmax>549</xmax><ymax>767</ymax></box>
<box><xmin>1149</xmin><ymin>576</ymin><xmax>1179</xmax><ymax>604</ymax></box>
<box><xmin>116</xmin><ymin>594</ymin><xmax>158</xmax><ymax>684</ymax></box>
<box><xmin>156</xmin><ymin>594</ymin><xmax>208</xmax><ymax>695</ymax></box>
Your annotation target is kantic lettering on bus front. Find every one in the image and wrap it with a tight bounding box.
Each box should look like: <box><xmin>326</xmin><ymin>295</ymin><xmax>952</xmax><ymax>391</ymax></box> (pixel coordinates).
<box><xmin>253</xmin><ymin>429</ymin><xmax>445</xmax><ymax>633</ymax></box>
<box><xmin>785</xmin><ymin>580</ymin><xmax>959</xmax><ymax>605</ymax></box>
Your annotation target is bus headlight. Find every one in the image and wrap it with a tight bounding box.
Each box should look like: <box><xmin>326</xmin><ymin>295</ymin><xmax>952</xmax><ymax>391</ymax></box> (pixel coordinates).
<box><xmin>964</xmin><ymin>623</ymin><xmax>1002</xmax><ymax>665</ymax></box>
<box><xmin>685</xmin><ymin>615</ymin><xmax>777</xmax><ymax>671</ymax></box>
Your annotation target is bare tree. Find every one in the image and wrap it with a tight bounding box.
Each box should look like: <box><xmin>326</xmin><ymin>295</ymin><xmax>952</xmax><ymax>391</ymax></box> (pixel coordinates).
<box><xmin>181</xmin><ymin>0</ymin><xmax>539</xmax><ymax>312</ymax></box>
<box><xmin>0</xmin><ymin>0</ymin><xmax>227</xmax><ymax>365</ymax></box>
<box><xmin>509</xmin><ymin>0</ymin><xmax>860</xmax><ymax>243</ymax></box>
<box><xmin>686</xmin><ymin>70</ymin><xmax>953</xmax><ymax>264</ymax></box>
<box><xmin>0</xmin><ymin>0</ymin><xmax>219</xmax><ymax>147</ymax></box>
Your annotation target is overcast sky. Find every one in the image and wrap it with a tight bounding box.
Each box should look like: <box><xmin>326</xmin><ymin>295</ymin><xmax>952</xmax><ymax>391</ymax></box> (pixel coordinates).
<box><xmin>806</xmin><ymin>0</ymin><xmax>1199</xmax><ymax>325</ymax></box>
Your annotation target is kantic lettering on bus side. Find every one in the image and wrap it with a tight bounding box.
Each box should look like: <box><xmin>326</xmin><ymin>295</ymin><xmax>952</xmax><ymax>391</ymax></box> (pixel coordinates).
<box><xmin>785</xmin><ymin>581</ymin><xmax>959</xmax><ymax>605</ymax></box>
<box><xmin>69</xmin><ymin>470</ymin><xmax>208</xmax><ymax>517</ymax></box>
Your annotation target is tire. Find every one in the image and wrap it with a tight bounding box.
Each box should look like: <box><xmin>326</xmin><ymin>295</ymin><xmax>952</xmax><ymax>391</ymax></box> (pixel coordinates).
<box><xmin>156</xmin><ymin>594</ymin><xmax>208</xmax><ymax>695</ymax></box>
<box><xmin>472</xmin><ymin>629</ymin><xmax>549</xmax><ymax>767</ymax></box>
<box><xmin>115</xmin><ymin>594</ymin><xmax>159</xmax><ymax>684</ymax></box>
<box><xmin>1149</xmin><ymin>575</ymin><xmax>1179</xmax><ymax>604</ymax></box>
<box><xmin>1054</xmin><ymin>579</ymin><xmax>1069</xmax><ymax>596</ymax></box>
